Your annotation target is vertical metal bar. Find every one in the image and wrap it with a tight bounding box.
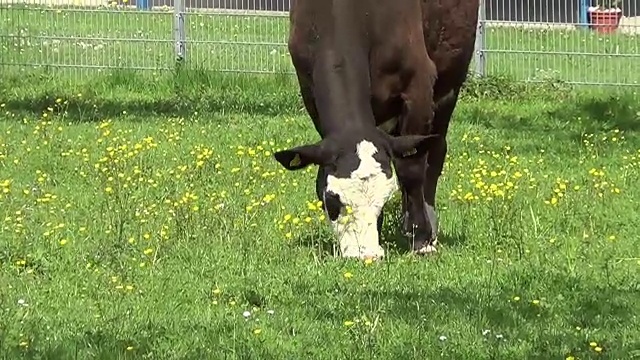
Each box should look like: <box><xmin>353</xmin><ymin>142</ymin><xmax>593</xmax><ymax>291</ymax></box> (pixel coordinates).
<box><xmin>174</xmin><ymin>0</ymin><xmax>186</xmax><ymax>62</ymax></box>
<box><xmin>474</xmin><ymin>0</ymin><xmax>486</xmax><ymax>77</ymax></box>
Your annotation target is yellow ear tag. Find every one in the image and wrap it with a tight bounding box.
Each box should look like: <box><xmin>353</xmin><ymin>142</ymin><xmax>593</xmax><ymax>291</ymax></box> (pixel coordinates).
<box><xmin>289</xmin><ymin>154</ymin><xmax>302</xmax><ymax>167</ymax></box>
<box><xmin>402</xmin><ymin>148</ymin><xmax>417</xmax><ymax>157</ymax></box>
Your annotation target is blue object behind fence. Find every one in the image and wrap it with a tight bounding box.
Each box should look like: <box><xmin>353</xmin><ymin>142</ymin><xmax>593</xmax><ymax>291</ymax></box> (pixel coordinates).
<box><xmin>580</xmin><ymin>0</ymin><xmax>589</xmax><ymax>28</ymax></box>
<box><xmin>136</xmin><ymin>0</ymin><xmax>151</xmax><ymax>10</ymax></box>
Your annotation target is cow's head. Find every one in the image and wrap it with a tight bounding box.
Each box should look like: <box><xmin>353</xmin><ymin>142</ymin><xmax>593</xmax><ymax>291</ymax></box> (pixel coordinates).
<box><xmin>273</xmin><ymin>130</ymin><xmax>436</xmax><ymax>259</ymax></box>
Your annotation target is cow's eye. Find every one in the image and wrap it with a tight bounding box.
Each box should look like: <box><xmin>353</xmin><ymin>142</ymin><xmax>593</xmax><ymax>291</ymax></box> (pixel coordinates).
<box><xmin>323</xmin><ymin>191</ymin><xmax>342</xmax><ymax>221</ymax></box>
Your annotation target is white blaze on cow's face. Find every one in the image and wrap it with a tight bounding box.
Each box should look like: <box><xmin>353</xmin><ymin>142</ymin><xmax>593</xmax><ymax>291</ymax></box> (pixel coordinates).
<box><xmin>324</xmin><ymin>140</ymin><xmax>398</xmax><ymax>259</ymax></box>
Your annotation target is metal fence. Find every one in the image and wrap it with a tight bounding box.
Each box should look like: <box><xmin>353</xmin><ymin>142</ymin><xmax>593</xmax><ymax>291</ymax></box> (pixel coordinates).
<box><xmin>1</xmin><ymin>0</ymin><xmax>640</xmax><ymax>85</ymax></box>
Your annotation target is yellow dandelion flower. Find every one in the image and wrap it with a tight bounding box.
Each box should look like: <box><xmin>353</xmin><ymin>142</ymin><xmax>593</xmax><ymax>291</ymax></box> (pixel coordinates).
<box><xmin>253</xmin><ymin>328</ymin><xmax>262</xmax><ymax>335</ymax></box>
<box><xmin>589</xmin><ymin>342</ymin><xmax>597</xmax><ymax>347</ymax></box>
<box><xmin>343</xmin><ymin>272</ymin><xmax>353</xmax><ymax>279</ymax></box>
<box><xmin>594</xmin><ymin>346</ymin><xmax>602</xmax><ymax>353</ymax></box>
<box><xmin>344</xmin><ymin>320</ymin><xmax>354</xmax><ymax>327</ymax></box>
<box><xmin>59</xmin><ymin>239</ymin><xmax>68</xmax><ymax>246</ymax></box>
<box><xmin>531</xmin><ymin>299</ymin><xmax>540</xmax><ymax>305</ymax></box>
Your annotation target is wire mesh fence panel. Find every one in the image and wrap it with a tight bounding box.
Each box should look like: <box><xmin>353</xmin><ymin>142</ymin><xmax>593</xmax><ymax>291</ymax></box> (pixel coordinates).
<box><xmin>184</xmin><ymin>0</ymin><xmax>293</xmax><ymax>74</ymax></box>
<box><xmin>0</xmin><ymin>0</ymin><xmax>177</xmax><ymax>78</ymax></box>
<box><xmin>3</xmin><ymin>0</ymin><xmax>640</xmax><ymax>86</ymax></box>
<box><xmin>479</xmin><ymin>0</ymin><xmax>640</xmax><ymax>85</ymax></box>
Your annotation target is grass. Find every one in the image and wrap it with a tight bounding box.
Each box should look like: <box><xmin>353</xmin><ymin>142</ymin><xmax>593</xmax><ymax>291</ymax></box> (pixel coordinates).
<box><xmin>1</xmin><ymin>3</ymin><xmax>640</xmax><ymax>84</ymax></box>
<box><xmin>1</xmin><ymin>2</ymin><xmax>640</xmax><ymax>358</ymax></box>
<box><xmin>0</xmin><ymin>66</ymin><xmax>639</xmax><ymax>359</ymax></box>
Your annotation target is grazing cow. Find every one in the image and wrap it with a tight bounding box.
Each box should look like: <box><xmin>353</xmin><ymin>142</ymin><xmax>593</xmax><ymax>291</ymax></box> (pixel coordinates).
<box><xmin>273</xmin><ymin>0</ymin><xmax>479</xmax><ymax>259</ymax></box>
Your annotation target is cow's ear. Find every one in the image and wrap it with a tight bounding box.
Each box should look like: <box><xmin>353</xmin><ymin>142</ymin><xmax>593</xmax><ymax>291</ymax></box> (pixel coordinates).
<box><xmin>388</xmin><ymin>134</ymin><xmax>438</xmax><ymax>159</ymax></box>
<box><xmin>273</xmin><ymin>140</ymin><xmax>335</xmax><ymax>170</ymax></box>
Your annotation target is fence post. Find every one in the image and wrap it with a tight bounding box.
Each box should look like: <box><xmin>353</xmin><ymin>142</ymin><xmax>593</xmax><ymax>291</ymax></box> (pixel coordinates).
<box><xmin>174</xmin><ymin>0</ymin><xmax>186</xmax><ymax>62</ymax></box>
<box><xmin>473</xmin><ymin>0</ymin><xmax>486</xmax><ymax>77</ymax></box>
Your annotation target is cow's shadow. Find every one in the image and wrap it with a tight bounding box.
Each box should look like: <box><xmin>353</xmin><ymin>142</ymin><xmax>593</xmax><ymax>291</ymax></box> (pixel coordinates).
<box><xmin>291</xmin><ymin>269</ymin><xmax>640</xmax><ymax>359</ymax></box>
<box><xmin>380</xmin><ymin>219</ymin><xmax>469</xmax><ymax>256</ymax></box>
<box><xmin>465</xmin><ymin>93</ymin><xmax>640</xmax><ymax>140</ymax></box>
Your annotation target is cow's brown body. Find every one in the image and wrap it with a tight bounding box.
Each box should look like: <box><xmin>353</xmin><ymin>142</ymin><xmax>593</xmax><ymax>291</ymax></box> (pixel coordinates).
<box><xmin>284</xmin><ymin>0</ymin><xmax>479</xmax><ymax>253</ymax></box>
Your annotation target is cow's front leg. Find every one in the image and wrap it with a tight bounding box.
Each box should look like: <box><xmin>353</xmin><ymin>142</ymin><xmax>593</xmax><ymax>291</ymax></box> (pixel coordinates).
<box><xmin>395</xmin><ymin>55</ymin><xmax>437</xmax><ymax>254</ymax></box>
<box><xmin>422</xmin><ymin>88</ymin><xmax>460</xmax><ymax>251</ymax></box>
<box><xmin>394</xmin><ymin>154</ymin><xmax>432</xmax><ymax>253</ymax></box>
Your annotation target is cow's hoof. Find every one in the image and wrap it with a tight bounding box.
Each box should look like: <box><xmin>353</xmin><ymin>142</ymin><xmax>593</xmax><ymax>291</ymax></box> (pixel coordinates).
<box><xmin>415</xmin><ymin>242</ymin><xmax>438</xmax><ymax>255</ymax></box>
<box><xmin>412</xmin><ymin>234</ymin><xmax>439</xmax><ymax>255</ymax></box>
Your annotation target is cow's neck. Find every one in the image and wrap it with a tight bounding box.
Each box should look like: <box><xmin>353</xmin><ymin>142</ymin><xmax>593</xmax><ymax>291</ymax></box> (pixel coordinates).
<box><xmin>312</xmin><ymin>2</ymin><xmax>374</xmax><ymax>138</ymax></box>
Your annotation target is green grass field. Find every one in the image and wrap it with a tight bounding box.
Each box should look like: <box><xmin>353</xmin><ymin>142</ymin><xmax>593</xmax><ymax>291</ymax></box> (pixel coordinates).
<box><xmin>0</xmin><ymin>68</ymin><xmax>640</xmax><ymax>359</ymax></box>
<box><xmin>1</xmin><ymin>2</ymin><xmax>640</xmax><ymax>359</ymax></box>
<box><xmin>1</xmin><ymin>4</ymin><xmax>640</xmax><ymax>84</ymax></box>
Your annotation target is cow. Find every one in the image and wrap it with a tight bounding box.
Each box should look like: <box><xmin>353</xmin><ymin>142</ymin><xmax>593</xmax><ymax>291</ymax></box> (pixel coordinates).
<box><xmin>273</xmin><ymin>0</ymin><xmax>479</xmax><ymax>259</ymax></box>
